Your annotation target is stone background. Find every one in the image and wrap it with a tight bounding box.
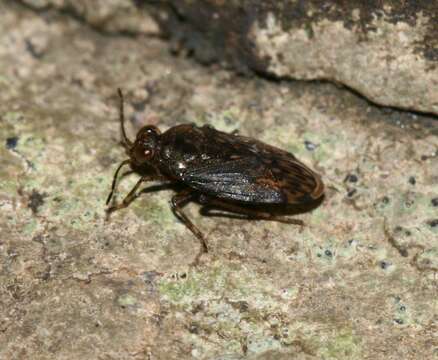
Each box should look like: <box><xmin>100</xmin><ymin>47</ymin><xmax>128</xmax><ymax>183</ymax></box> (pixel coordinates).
<box><xmin>151</xmin><ymin>0</ymin><xmax>438</xmax><ymax>115</ymax></box>
<box><xmin>0</xmin><ymin>1</ymin><xmax>437</xmax><ymax>359</ymax></box>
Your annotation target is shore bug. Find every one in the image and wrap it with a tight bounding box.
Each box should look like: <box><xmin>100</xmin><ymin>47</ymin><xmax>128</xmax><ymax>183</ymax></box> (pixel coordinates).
<box><xmin>106</xmin><ymin>89</ymin><xmax>324</xmax><ymax>254</ymax></box>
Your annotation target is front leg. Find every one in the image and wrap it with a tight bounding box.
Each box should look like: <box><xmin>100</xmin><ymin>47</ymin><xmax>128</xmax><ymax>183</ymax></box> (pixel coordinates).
<box><xmin>106</xmin><ymin>175</ymin><xmax>158</xmax><ymax>215</ymax></box>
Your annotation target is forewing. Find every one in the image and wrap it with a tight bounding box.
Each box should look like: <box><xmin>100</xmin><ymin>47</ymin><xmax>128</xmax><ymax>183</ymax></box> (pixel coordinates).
<box><xmin>164</xmin><ymin>124</ymin><xmax>323</xmax><ymax>204</ymax></box>
<box><xmin>182</xmin><ymin>157</ymin><xmax>286</xmax><ymax>203</ymax></box>
<box><xmin>182</xmin><ymin>151</ymin><xmax>323</xmax><ymax>204</ymax></box>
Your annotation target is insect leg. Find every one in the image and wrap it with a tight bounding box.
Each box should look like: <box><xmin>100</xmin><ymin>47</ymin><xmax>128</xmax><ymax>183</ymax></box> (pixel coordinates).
<box><xmin>170</xmin><ymin>189</ymin><xmax>208</xmax><ymax>253</ymax></box>
<box><xmin>201</xmin><ymin>197</ymin><xmax>304</xmax><ymax>226</ymax></box>
<box><xmin>106</xmin><ymin>175</ymin><xmax>157</xmax><ymax>214</ymax></box>
<box><xmin>106</xmin><ymin>159</ymin><xmax>131</xmax><ymax>205</ymax></box>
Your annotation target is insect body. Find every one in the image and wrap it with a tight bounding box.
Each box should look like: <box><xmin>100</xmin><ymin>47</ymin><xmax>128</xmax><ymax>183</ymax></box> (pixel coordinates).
<box><xmin>107</xmin><ymin>89</ymin><xmax>324</xmax><ymax>254</ymax></box>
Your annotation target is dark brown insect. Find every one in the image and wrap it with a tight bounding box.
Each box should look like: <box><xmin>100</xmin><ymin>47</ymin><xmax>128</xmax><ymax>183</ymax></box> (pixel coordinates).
<box><xmin>106</xmin><ymin>89</ymin><xmax>324</xmax><ymax>255</ymax></box>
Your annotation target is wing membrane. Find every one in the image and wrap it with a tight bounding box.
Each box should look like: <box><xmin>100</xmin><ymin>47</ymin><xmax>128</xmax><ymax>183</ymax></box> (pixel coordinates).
<box><xmin>182</xmin><ymin>153</ymin><xmax>321</xmax><ymax>204</ymax></box>
<box><xmin>166</xmin><ymin>125</ymin><xmax>323</xmax><ymax>204</ymax></box>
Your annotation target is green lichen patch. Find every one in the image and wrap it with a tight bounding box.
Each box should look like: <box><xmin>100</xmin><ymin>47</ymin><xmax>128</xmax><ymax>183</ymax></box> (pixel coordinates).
<box><xmin>318</xmin><ymin>329</ymin><xmax>362</xmax><ymax>360</ymax></box>
<box><xmin>201</xmin><ymin>108</ymin><xmax>242</xmax><ymax>134</ymax></box>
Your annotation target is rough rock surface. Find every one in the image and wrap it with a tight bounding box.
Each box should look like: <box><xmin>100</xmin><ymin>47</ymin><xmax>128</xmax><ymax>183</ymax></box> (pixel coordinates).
<box><xmin>1</xmin><ymin>2</ymin><xmax>437</xmax><ymax>360</ymax></box>
<box><xmin>20</xmin><ymin>0</ymin><xmax>160</xmax><ymax>35</ymax></box>
<box><xmin>18</xmin><ymin>1</ymin><xmax>438</xmax><ymax>116</ymax></box>
<box><xmin>153</xmin><ymin>0</ymin><xmax>438</xmax><ymax>116</ymax></box>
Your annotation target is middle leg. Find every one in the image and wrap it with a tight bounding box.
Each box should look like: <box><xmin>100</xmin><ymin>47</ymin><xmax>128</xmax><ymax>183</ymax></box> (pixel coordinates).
<box><xmin>171</xmin><ymin>189</ymin><xmax>208</xmax><ymax>254</ymax></box>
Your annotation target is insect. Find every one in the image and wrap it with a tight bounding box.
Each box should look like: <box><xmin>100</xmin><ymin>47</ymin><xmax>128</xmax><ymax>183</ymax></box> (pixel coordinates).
<box><xmin>106</xmin><ymin>89</ymin><xmax>324</xmax><ymax>255</ymax></box>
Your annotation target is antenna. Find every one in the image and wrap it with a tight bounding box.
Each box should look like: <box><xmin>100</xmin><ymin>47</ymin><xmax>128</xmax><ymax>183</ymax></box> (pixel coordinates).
<box><xmin>117</xmin><ymin>88</ymin><xmax>132</xmax><ymax>149</ymax></box>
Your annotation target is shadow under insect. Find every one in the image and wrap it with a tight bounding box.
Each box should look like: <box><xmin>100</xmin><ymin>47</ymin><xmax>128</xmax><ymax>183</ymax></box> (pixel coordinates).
<box><xmin>198</xmin><ymin>194</ymin><xmax>324</xmax><ymax>221</ymax></box>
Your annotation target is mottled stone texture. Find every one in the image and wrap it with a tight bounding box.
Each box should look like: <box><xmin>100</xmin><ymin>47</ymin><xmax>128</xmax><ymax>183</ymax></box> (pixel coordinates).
<box><xmin>1</xmin><ymin>2</ymin><xmax>437</xmax><ymax>360</ymax></box>
<box><xmin>19</xmin><ymin>0</ymin><xmax>438</xmax><ymax>115</ymax></box>
<box><xmin>20</xmin><ymin>0</ymin><xmax>160</xmax><ymax>34</ymax></box>
<box><xmin>152</xmin><ymin>0</ymin><xmax>438</xmax><ymax>115</ymax></box>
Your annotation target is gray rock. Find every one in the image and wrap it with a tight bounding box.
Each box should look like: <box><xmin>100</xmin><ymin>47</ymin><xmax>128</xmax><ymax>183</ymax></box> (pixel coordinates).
<box><xmin>19</xmin><ymin>1</ymin><xmax>438</xmax><ymax>115</ymax></box>
<box><xmin>154</xmin><ymin>1</ymin><xmax>438</xmax><ymax>115</ymax></box>
<box><xmin>20</xmin><ymin>0</ymin><xmax>160</xmax><ymax>35</ymax></box>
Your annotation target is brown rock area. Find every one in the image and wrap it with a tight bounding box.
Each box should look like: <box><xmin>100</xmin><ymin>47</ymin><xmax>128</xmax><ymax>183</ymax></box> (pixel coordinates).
<box><xmin>1</xmin><ymin>1</ymin><xmax>437</xmax><ymax>360</ymax></box>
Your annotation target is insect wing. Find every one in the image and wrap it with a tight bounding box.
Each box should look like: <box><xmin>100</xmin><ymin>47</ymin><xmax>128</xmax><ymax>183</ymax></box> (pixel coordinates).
<box><xmin>182</xmin><ymin>157</ymin><xmax>286</xmax><ymax>203</ymax></box>
<box><xmin>182</xmin><ymin>149</ymin><xmax>323</xmax><ymax>204</ymax></box>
